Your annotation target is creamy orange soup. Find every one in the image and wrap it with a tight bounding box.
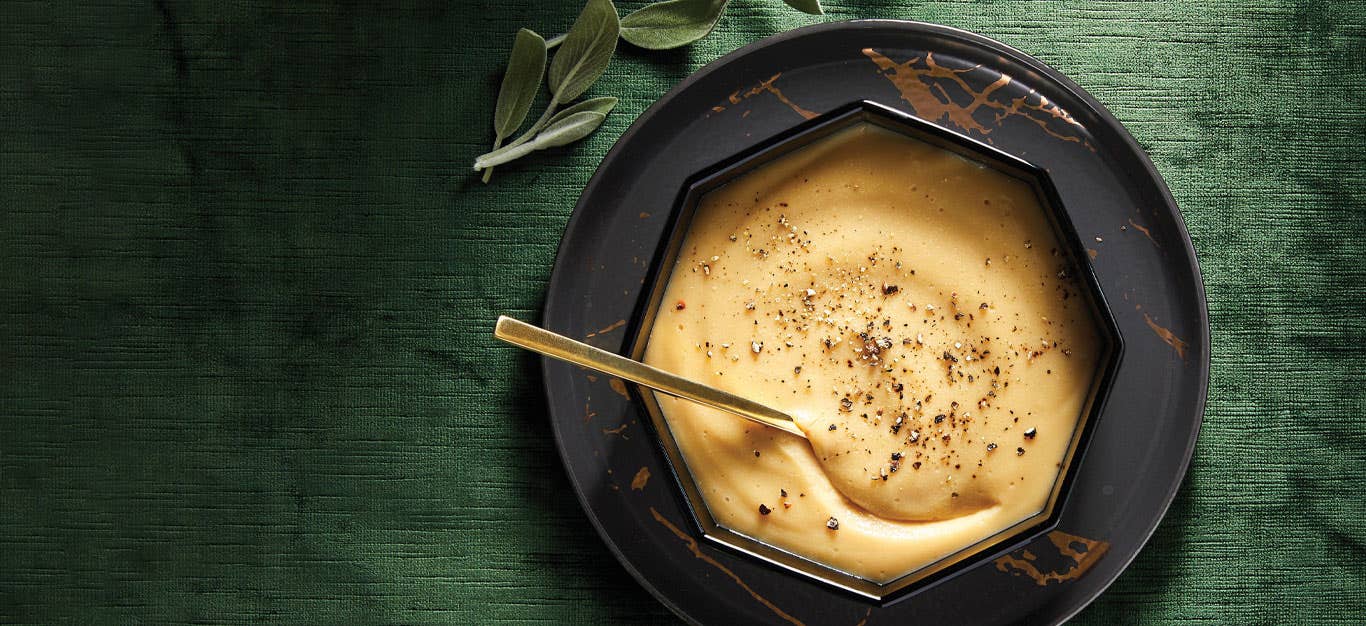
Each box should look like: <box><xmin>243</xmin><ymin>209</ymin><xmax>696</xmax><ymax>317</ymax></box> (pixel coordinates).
<box><xmin>642</xmin><ymin>124</ymin><xmax>1102</xmax><ymax>582</ymax></box>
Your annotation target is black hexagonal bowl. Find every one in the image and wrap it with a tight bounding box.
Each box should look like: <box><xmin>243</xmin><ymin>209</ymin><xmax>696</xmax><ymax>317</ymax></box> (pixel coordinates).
<box><xmin>624</xmin><ymin>100</ymin><xmax>1124</xmax><ymax>604</ymax></box>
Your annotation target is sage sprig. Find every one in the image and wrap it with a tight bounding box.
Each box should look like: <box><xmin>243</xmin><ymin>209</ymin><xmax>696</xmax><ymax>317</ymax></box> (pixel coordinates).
<box><xmin>549</xmin><ymin>0</ymin><xmax>620</xmax><ymax>103</ymax></box>
<box><xmin>544</xmin><ymin>96</ymin><xmax>620</xmax><ymax>126</ymax></box>
<box><xmin>474</xmin><ymin>0</ymin><xmax>820</xmax><ymax>182</ymax></box>
<box><xmin>475</xmin><ymin>0</ymin><xmax>619</xmax><ymax>180</ymax></box>
<box><xmin>619</xmin><ymin>0</ymin><xmax>730</xmax><ymax>50</ymax></box>
<box><xmin>483</xmin><ymin>29</ymin><xmax>547</xmax><ymax>183</ymax></box>
<box><xmin>474</xmin><ymin>99</ymin><xmax>619</xmax><ymax>170</ymax></box>
<box><xmin>474</xmin><ymin>112</ymin><xmax>610</xmax><ymax>170</ymax></box>
<box><xmin>620</xmin><ymin>0</ymin><xmax>820</xmax><ymax>49</ymax></box>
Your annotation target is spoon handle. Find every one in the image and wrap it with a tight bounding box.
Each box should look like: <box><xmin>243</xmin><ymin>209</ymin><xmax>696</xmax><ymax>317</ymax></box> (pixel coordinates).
<box><xmin>494</xmin><ymin>316</ymin><xmax>805</xmax><ymax>438</ymax></box>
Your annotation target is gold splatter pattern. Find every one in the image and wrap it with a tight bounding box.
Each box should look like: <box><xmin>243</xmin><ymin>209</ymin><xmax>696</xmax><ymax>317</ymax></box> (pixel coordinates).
<box><xmin>1144</xmin><ymin>313</ymin><xmax>1188</xmax><ymax>360</ymax></box>
<box><xmin>631</xmin><ymin>466</ymin><xmax>651</xmax><ymax>491</ymax></box>
<box><xmin>650</xmin><ymin>507</ymin><xmax>805</xmax><ymax>626</ymax></box>
<box><xmin>994</xmin><ymin>529</ymin><xmax>1110</xmax><ymax>585</ymax></box>
<box><xmin>862</xmin><ymin>48</ymin><xmax>1092</xmax><ymax>149</ymax></box>
<box><xmin>1128</xmin><ymin>219</ymin><xmax>1158</xmax><ymax>246</ymax></box>
<box><xmin>714</xmin><ymin>73</ymin><xmax>818</xmax><ymax>120</ymax></box>
<box><xmin>585</xmin><ymin>319</ymin><xmax>626</xmax><ymax>339</ymax></box>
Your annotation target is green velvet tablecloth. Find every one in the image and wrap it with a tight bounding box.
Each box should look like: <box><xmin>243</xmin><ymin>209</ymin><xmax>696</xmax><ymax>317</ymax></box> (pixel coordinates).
<box><xmin>2</xmin><ymin>1</ymin><xmax>1363</xmax><ymax>623</ymax></box>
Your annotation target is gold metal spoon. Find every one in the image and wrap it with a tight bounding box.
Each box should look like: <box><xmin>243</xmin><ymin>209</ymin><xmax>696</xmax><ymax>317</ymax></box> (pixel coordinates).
<box><xmin>494</xmin><ymin>316</ymin><xmax>806</xmax><ymax>438</ymax></box>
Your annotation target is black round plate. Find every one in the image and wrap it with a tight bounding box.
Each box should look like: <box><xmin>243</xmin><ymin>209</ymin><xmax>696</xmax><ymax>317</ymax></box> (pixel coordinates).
<box><xmin>540</xmin><ymin>20</ymin><xmax>1208</xmax><ymax>626</ymax></box>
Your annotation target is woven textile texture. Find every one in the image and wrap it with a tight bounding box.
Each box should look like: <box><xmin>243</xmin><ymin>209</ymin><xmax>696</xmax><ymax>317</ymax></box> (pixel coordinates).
<box><xmin>2</xmin><ymin>0</ymin><xmax>1363</xmax><ymax>623</ymax></box>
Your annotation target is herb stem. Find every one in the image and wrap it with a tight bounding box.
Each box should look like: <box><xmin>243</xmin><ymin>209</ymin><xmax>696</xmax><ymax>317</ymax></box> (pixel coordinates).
<box><xmin>474</xmin><ymin>140</ymin><xmax>541</xmax><ymax>170</ymax></box>
<box><xmin>508</xmin><ymin>96</ymin><xmax>561</xmax><ymax>148</ymax></box>
<box><xmin>545</xmin><ymin>33</ymin><xmax>566</xmax><ymax>49</ymax></box>
<box><xmin>475</xmin><ymin>96</ymin><xmax>560</xmax><ymax>170</ymax></box>
<box><xmin>482</xmin><ymin>133</ymin><xmax>506</xmax><ymax>183</ymax></box>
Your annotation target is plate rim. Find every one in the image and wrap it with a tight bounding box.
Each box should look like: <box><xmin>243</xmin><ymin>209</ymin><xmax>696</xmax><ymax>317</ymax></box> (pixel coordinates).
<box><xmin>541</xmin><ymin>18</ymin><xmax>1210</xmax><ymax>625</ymax></box>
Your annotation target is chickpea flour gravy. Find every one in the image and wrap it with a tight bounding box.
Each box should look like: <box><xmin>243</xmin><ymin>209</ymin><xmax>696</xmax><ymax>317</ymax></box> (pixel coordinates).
<box><xmin>642</xmin><ymin>124</ymin><xmax>1104</xmax><ymax>583</ymax></box>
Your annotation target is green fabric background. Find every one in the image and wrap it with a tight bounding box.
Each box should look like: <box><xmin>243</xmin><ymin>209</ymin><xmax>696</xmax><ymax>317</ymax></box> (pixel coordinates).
<box><xmin>2</xmin><ymin>0</ymin><xmax>1363</xmax><ymax>623</ymax></box>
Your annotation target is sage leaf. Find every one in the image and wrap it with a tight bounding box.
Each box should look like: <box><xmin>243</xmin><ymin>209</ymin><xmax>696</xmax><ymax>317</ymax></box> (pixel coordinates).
<box><xmin>535</xmin><ymin>111</ymin><xmax>608</xmax><ymax>148</ymax></box>
<box><xmin>780</xmin><ymin>0</ymin><xmax>823</xmax><ymax>15</ymax></box>
<box><xmin>472</xmin><ymin>111</ymin><xmax>609</xmax><ymax>170</ymax></box>
<box><xmin>472</xmin><ymin>142</ymin><xmax>539</xmax><ymax>171</ymax></box>
<box><xmin>621</xmin><ymin>0</ymin><xmax>728</xmax><ymax>50</ymax></box>
<box><xmin>493</xmin><ymin>29</ymin><xmax>548</xmax><ymax>139</ymax></box>
<box><xmin>544</xmin><ymin>96</ymin><xmax>618</xmax><ymax>127</ymax></box>
<box><xmin>549</xmin><ymin>0</ymin><xmax>620</xmax><ymax>102</ymax></box>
